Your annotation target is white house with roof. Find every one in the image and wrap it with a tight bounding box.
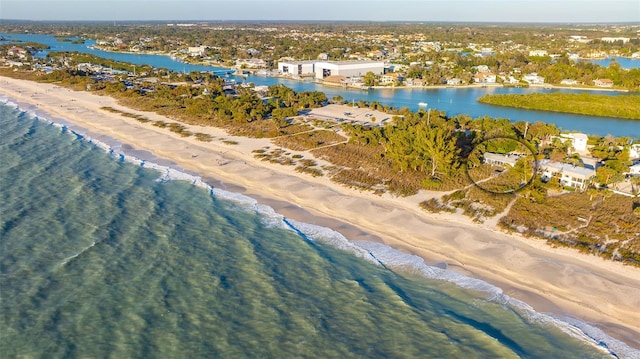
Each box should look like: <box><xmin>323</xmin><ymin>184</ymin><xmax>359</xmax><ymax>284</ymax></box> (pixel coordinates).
<box><xmin>629</xmin><ymin>163</ymin><xmax>640</xmax><ymax>176</ymax></box>
<box><xmin>187</xmin><ymin>46</ymin><xmax>207</xmax><ymax>57</ymax></box>
<box><xmin>629</xmin><ymin>144</ymin><xmax>640</xmax><ymax>160</ymax></box>
<box><xmin>483</xmin><ymin>153</ymin><xmax>521</xmax><ymax>167</ymax></box>
<box><xmin>593</xmin><ymin>79</ymin><xmax>614</xmax><ymax>87</ymax></box>
<box><xmin>523</xmin><ymin>73</ymin><xmax>545</xmax><ymax>84</ymax></box>
<box><xmin>473</xmin><ymin>72</ymin><xmax>497</xmax><ymax>84</ymax></box>
<box><xmin>539</xmin><ymin>160</ymin><xmax>595</xmax><ymax>190</ymax></box>
<box><xmin>560</xmin><ymin>133</ymin><xmax>588</xmax><ymax>152</ymax></box>
<box><xmin>380</xmin><ymin>72</ymin><xmax>404</xmax><ymax>85</ymax></box>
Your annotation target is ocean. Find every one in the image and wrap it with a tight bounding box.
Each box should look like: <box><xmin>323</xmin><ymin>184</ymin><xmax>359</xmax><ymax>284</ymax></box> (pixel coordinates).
<box><xmin>0</xmin><ymin>100</ymin><xmax>636</xmax><ymax>358</ymax></box>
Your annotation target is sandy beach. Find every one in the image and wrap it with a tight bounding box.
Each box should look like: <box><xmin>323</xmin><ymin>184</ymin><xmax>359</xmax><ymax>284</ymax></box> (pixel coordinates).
<box><xmin>1</xmin><ymin>75</ymin><xmax>639</xmax><ymax>351</ymax></box>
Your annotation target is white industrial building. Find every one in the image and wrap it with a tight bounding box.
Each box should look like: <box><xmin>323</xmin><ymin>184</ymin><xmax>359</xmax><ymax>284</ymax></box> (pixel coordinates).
<box><xmin>313</xmin><ymin>61</ymin><xmax>384</xmax><ymax>80</ymax></box>
<box><xmin>277</xmin><ymin>60</ymin><xmax>316</xmax><ymax>76</ymax></box>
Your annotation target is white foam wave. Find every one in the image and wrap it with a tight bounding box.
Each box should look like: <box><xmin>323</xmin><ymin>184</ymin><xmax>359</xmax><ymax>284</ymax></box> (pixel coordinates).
<box><xmin>352</xmin><ymin>241</ymin><xmax>639</xmax><ymax>358</ymax></box>
<box><xmin>284</xmin><ymin>219</ymin><xmax>380</xmax><ymax>264</ymax></box>
<box><xmin>4</xmin><ymin>99</ymin><xmax>637</xmax><ymax>358</ymax></box>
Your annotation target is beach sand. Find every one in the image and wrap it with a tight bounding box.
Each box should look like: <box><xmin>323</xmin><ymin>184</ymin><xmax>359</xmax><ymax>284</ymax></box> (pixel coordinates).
<box><xmin>2</xmin><ymin>75</ymin><xmax>639</xmax><ymax>350</ymax></box>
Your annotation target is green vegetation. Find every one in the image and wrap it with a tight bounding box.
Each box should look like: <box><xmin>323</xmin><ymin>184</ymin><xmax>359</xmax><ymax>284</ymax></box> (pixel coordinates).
<box><xmin>501</xmin><ymin>192</ymin><xmax>640</xmax><ymax>266</ymax></box>
<box><xmin>478</xmin><ymin>93</ymin><xmax>640</xmax><ymax>120</ymax></box>
<box><xmin>2</xmin><ymin>46</ymin><xmax>639</xmax><ymax>266</ymax></box>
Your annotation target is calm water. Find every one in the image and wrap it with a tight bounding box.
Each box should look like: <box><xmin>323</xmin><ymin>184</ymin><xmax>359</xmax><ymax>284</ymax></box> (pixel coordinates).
<box><xmin>1</xmin><ymin>32</ymin><xmax>639</xmax><ymax>137</ymax></box>
<box><xmin>3</xmin><ymin>101</ymin><xmax>637</xmax><ymax>358</ymax></box>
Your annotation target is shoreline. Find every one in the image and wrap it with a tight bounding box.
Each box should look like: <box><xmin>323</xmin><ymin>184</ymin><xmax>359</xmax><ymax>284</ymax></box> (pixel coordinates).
<box><xmin>1</xmin><ymin>75</ymin><xmax>639</xmax><ymax>353</ymax></box>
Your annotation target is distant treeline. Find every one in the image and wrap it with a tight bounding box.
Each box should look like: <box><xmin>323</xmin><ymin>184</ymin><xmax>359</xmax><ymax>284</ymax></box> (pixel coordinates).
<box><xmin>478</xmin><ymin>93</ymin><xmax>640</xmax><ymax>120</ymax></box>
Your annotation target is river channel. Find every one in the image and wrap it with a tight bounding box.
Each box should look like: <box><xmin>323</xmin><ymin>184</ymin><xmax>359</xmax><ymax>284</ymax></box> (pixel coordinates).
<box><xmin>2</xmin><ymin>32</ymin><xmax>639</xmax><ymax>137</ymax></box>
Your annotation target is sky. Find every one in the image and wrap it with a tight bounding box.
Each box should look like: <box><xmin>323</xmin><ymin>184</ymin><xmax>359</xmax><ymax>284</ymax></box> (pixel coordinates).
<box><xmin>0</xmin><ymin>0</ymin><xmax>638</xmax><ymax>23</ymax></box>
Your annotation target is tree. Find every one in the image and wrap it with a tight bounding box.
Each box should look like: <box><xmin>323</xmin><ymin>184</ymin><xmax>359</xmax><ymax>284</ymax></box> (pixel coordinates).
<box><xmin>420</xmin><ymin>126</ymin><xmax>460</xmax><ymax>178</ymax></box>
<box><xmin>363</xmin><ymin>71</ymin><xmax>376</xmax><ymax>87</ymax></box>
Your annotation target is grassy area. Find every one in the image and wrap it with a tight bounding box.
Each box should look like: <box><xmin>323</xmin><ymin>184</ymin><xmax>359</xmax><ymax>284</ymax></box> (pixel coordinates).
<box><xmin>478</xmin><ymin>93</ymin><xmax>640</xmax><ymax>120</ymax></box>
<box><xmin>500</xmin><ymin>191</ymin><xmax>640</xmax><ymax>266</ymax></box>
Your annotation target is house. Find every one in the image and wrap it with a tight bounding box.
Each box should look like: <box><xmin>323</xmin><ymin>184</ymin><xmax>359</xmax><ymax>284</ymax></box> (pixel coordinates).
<box><xmin>593</xmin><ymin>79</ymin><xmax>614</xmax><ymax>87</ymax></box>
<box><xmin>560</xmin><ymin>79</ymin><xmax>578</xmax><ymax>86</ymax></box>
<box><xmin>601</xmin><ymin>37</ymin><xmax>630</xmax><ymax>43</ymax></box>
<box><xmin>7</xmin><ymin>47</ymin><xmax>27</xmax><ymax>59</ymax></box>
<box><xmin>236</xmin><ymin>58</ymin><xmax>268</xmax><ymax>69</ymax></box>
<box><xmin>483</xmin><ymin>153</ymin><xmax>521</xmax><ymax>167</ymax></box>
<box><xmin>473</xmin><ymin>65</ymin><xmax>491</xmax><ymax>73</ymax></box>
<box><xmin>446</xmin><ymin>78</ymin><xmax>463</xmax><ymax>86</ymax></box>
<box><xmin>628</xmin><ymin>144</ymin><xmax>640</xmax><ymax>160</ymax></box>
<box><xmin>187</xmin><ymin>46</ymin><xmax>207</xmax><ymax>57</ymax></box>
<box><xmin>404</xmin><ymin>78</ymin><xmax>425</xmax><ymax>86</ymax></box>
<box><xmin>629</xmin><ymin>164</ymin><xmax>640</xmax><ymax>176</ymax></box>
<box><xmin>561</xmin><ymin>133</ymin><xmax>588</xmax><ymax>152</ymax></box>
<box><xmin>380</xmin><ymin>72</ymin><xmax>403</xmax><ymax>85</ymax></box>
<box><xmin>523</xmin><ymin>73</ymin><xmax>545</xmax><ymax>84</ymax></box>
<box><xmin>473</xmin><ymin>72</ymin><xmax>497</xmax><ymax>84</ymax></box>
<box><xmin>539</xmin><ymin>160</ymin><xmax>595</xmax><ymax>190</ymax></box>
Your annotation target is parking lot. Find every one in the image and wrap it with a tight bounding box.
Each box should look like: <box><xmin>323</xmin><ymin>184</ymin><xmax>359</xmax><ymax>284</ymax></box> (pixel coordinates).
<box><xmin>306</xmin><ymin>104</ymin><xmax>396</xmax><ymax>126</ymax></box>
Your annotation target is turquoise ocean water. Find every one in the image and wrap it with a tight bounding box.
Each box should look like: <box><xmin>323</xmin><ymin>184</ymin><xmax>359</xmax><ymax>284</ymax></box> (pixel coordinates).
<box><xmin>0</xmin><ymin>100</ymin><xmax>637</xmax><ymax>358</ymax></box>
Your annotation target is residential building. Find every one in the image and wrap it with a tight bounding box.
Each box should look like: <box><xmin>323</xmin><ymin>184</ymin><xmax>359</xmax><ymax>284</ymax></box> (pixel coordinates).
<box><xmin>629</xmin><ymin>163</ymin><xmax>640</xmax><ymax>176</ymax></box>
<box><xmin>601</xmin><ymin>37</ymin><xmax>630</xmax><ymax>43</ymax></box>
<box><xmin>380</xmin><ymin>72</ymin><xmax>404</xmax><ymax>85</ymax></box>
<box><xmin>446</xmin><ymin>78</ymin><xmax>463</xmax><ymax>85</ymax></box>
<box><xmin>473</xmin><ymin>72</ymin><xmax>497</xmax><ymax>84</ymax></box>
<box><xmin>560</xmin><ymin>133</ymin><xmax>588</xmax><ymax>152</ymax></box>
<box><xmin>404</xmin><ymin>78</ymin><xmax>425</xmax><ymax>86</ymax></box>
<box><xmin>236</xmin><ymin>58</ymin><xmax>267</xmax><ymax>69</ymax></box>
<box><xmin>539</xmin><ymin>160</ymin><xmax>595</xmax><ymax>190</ymax></box>
<box><xmin>523</xmin><ymin>73</ymin><xmax>545</xmax><ymax>84</ymax></box>
<box><xmin>483</xmin><ymin>153</ymin><xmax>520</xmax><ymax>167</ymax></box>
<box><xmin>187</xmin><ymin>46</ymin><xmax>207</xmax><ymax>57</ymax></box>
<box><xmin>560</xmin><ymin>79</ymin><xmax>578</xmax><ymax>85</ymax></box>
<box><xmin>593</xmin><ymin>79</ymin><xmax>614</xmax><ymax>87</ymax></box>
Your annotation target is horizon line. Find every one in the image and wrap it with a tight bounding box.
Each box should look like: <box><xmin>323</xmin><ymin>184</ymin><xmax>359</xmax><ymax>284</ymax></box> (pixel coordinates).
<box><xmin>2</xmin><ymin>19</ymin><xmax>639</xmax><ymax>26</ymax></box>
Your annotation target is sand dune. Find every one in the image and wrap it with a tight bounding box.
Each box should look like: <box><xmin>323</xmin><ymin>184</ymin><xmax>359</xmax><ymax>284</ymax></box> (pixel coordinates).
<box><xmin>1</xmin><ymin>75</ymin><xmax>639</xmax><ymax>349</ymax></box>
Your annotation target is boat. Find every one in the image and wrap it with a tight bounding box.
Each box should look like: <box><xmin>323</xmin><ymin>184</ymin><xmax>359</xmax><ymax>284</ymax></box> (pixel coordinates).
<box><xmin>418</xmin><ymin>102</ymin><xmax>428</xmax><ymax>107</ymax></box>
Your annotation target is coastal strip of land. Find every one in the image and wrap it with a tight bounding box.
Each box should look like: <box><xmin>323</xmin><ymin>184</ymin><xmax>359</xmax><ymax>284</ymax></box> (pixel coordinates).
<box><xmin>1</xmin><ymin>75</ymin><xmax>639</xmax><ymax>350</ymax></box>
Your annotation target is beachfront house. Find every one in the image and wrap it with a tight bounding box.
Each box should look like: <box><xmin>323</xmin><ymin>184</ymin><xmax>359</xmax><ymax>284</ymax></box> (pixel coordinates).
<box><xmin>539</xmin><ymin>160</ymin><xmax>595</xmax><ymax>190</ymax></box>
<box><xmin>446</xmin><ymin>78</ymin><xmax>463</xmax><ymax>85</ymax></box>
<box><xmin>483</xmin><ymin>153</ymin><xmax>520</xmax><ymax>167</ymax></box>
